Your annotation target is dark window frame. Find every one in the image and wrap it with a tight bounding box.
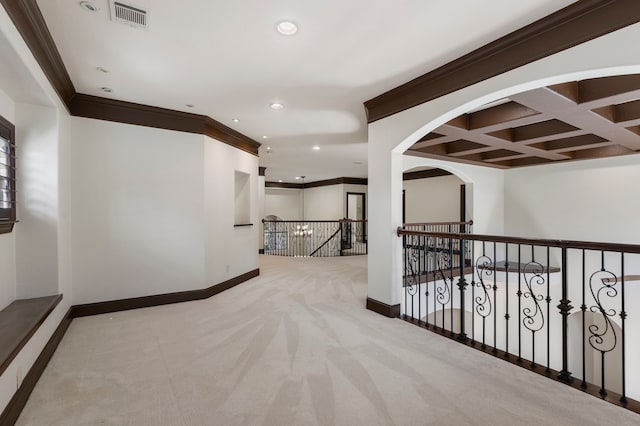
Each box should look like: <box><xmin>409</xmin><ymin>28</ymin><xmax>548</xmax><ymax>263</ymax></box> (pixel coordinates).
<box><xmin>0</xmin><ymin>114</ymin><xmax>16</xmax><ymax>234</ymax></box>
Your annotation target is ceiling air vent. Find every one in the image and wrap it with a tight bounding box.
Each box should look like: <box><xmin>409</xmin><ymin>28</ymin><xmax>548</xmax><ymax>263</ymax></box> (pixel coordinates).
<box><xmin>109</xmin><ymin>1</ymin><xmax>149</xmax><ymax>30</ymax></box>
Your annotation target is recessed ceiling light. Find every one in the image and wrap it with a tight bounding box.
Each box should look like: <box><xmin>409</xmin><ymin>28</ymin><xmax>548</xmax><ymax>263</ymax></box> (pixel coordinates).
<box><xmin>232</xmin><ymin>118</ymin><xmax>240</xmax><ymax>123</ymax></box>
<box><xmin>295</xmin><ymin>176</ymin><xmax>301</xmax><ymax>180</ymax></box>
<box><xmin>266</xmin><ymin>146</ymin><xmax>271</xmax><ymax>150</ymax></box>
<box><xmin>262</xmin><ymin>135</ymin><xmax>268</xmax><ymax>139</ymax></box>
<box><xmin>270</xmin><ymin>102</ymin><xmax>284</xmax><ymax>110</ymax></box>
<box><xmin>278</xmin><ymin>179</ymin><xmax>283</xmax><ymax>183</ymax></box>
<box><xmin>79</xmin><ymin>1</ymin><xmax>99</xmax><ymax>12</ymax></box>
<box><xmin>276</xmin><ymin>21</ymin><xmax>298</xmax><ymax>36</ymax></box>
<box><xmin>312</xmin><ymin>146</ymin><xmax>320</xmax><ymax>150</ymax></box>
<box><xmin>185</xmin><ymin>104</ymin><xmax>194</xmax><ymax>108</ymax></box>
<box><xmin>96</xmin><ymin>66</ymin><xmax>108</xmax><ymax>73</ymax></box>
<box><xmin>100</xmin><ymin>87</ymin><xmax>113</xmax><ymax>93</ymax></box>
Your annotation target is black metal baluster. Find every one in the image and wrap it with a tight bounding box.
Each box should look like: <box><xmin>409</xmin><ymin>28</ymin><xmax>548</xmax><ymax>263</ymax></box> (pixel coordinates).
<box><xmin>493</xmin><ymin>241</ymin><xmax>497</xmax><ymax>354</ymax></box>
<box><xmin>404</xmin><ymin>234</ymin><xmax>407</xmax><ymax>317</ymax></box>
<box><xmin>505</xmin><ymin>244</ymin><xmax>510</xmax><ymax>357</ymax></box>
<box><xmin>558</xmin><ymin>246</ymin><xmax>573</xmax><ymax>383</ymax></box>
<box><xmin>581</xmin><ymin>249</ymin><xmax>586</xmax><ymax>388</ymax></box>
<box><xmin>418</xmin><ymin>235</ymin><xmax>422</xmax><ymax>323</ymax></box>
<box><xmin>425</xmin><ymin>236</ymin><xmax>430</xmax><ymax>329</ymax></box>
<box><xmin>620</xmin><ymin>253</ymin><xmax>627</xmax><ymax>404</ymax></box>
<box><xmin>457</xmin><ymin>236</ymin><xmax>468</xmax><ymax>342</ymax></box>
<box><xmin>546</xmin><ymin>246</ymin><xmax>551</xmax><ymax>374</ymax></box>
<box><xmin>471</xmin><ymin>239</ymin><xmax>476</xmax><ymax>343</ymax></box>
<box><xmin>518</xmin><ymin>244</ymin><xmax>522</xmax><ymax>363</ymax></box>
<box><xmin>449</xmin><ymin>225</ymin><xmax>454</xmax><ymax>335</ymax></box>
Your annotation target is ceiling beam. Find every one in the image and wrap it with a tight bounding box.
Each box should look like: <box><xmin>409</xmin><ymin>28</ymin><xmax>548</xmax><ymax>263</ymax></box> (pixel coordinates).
<box><xmin>364</xmin><ymin>0</ymin><xmax>640</xmax><ymax>123</ymax></box>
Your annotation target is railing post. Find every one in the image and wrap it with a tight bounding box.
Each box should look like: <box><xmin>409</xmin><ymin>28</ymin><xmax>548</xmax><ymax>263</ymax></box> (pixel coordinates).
<box><xmin>457</xmin><ymin>237</ymin><xmax>468</xmax><ymax>342</ymax></box>
<box><xmin>557</xmin><ymin>245</ymin><xmax>573</xmax><ymax>383</ymax></box>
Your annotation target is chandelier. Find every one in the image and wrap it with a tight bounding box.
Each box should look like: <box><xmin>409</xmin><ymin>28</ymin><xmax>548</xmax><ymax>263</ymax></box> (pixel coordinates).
<box><xmin>293</xmin><ymin>224</ymin><xmax>313</xmax><ymax>237</ymax></box>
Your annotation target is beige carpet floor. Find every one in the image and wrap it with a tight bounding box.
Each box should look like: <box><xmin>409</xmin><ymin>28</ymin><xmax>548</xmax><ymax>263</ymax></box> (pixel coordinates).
<box><xmin>17</xmin><ymin>255</ymin><xmax>640</xmax><ymax>425</ymax></box>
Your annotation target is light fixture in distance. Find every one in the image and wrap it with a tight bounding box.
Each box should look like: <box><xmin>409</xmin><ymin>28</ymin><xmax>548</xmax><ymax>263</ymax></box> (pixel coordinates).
<box><xmin>312</xmin><ymin>146</ymin><xmax>320</xmax><ymax>150</ymax></box>
<box><xmin>262</xmin><ymin>135</ymin><xmax>268</xmax><ymax>139</ymax></box>
<box><xmin>270</xmin><ymin>102</ymin><xmax>284</xmax><ymax>110</ymax></box>
<box><xmin>276</xmin><ymin>21</ymin><xmax>298</xmax><ymax>36</ymax></box>
<box><xmin>80</xmin><ymin>1</ymin><xmax>99</xmax><ymax>12</ymax></box>
<box><xmin>232</xmin><ymin>118</ymin><xmax>240</xmax><ymax>123</ymax></box>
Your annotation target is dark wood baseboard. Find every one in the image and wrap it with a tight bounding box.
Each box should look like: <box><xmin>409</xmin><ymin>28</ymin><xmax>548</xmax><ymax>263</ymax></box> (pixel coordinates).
<box><xmin>366</xmin><ymin>297</ymin><xmax>401</xmax><ymax>318</ymax></box>
<box><xmin>259</xmin><ymin>249</ymin><xmax>265</xmax><ymax>254</ymax></box>
<box><xmin>0</xmin><ymin>307</ymin><xmax>72</xmax><ymax>426</ymax></box>
<box><xmin>71</xmin><ymin>269</ymin><xmax>260</xmax><ymax>317</ymax></box>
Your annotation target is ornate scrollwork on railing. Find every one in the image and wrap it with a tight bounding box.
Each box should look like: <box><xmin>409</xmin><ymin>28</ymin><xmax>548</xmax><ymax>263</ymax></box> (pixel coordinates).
<box><xmin>434</xmin><ymin>238</ymin><xmax>452</xmax><ymax>307</ymax></box>
<box><xmin>405</xmin><ymin>235</ymin><xmax>421</xmax><ymax>299</ymax></box>
<box><xmin>522</xmin><ymin>261</ymin><xmax>546</xmax><ymax>333</ymax></box>
<box><xmin>474</xmin><ymin>254</ymin><xmax>493</xmax><ymax>318</ymax></box>
<box><xmin>587</xmin><ymin>270</ymin><xmax>618</xmax><ymax>354</ymax></box>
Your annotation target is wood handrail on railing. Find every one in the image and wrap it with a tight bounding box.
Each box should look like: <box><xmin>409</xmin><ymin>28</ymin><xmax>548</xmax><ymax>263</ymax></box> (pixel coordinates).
<box><xmin>402</xmin><ymin>220</ymin><xmax>473</xmax><ymax>227</ymax></box>
<box><xmin>397</xmin><ymin>228</ymin><xmax>640</xmax><ymax>255</ymax></box>
<box><xmin>263</xmin><ymin>219</ymin><xmax>367</xmax><ymax>223</ymax></box>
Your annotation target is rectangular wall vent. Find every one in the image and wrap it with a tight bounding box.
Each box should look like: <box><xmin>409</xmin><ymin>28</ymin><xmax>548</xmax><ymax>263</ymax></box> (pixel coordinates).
<box><xmin>110</xmin><ymin>1</ymin><xmax>149</xmax><ymax>30</ymax></box>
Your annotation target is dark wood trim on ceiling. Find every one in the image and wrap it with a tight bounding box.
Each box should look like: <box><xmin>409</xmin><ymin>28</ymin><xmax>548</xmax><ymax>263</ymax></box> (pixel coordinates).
<box><xmin>0</xmin><ymin>0</ymin><xmax>260</xmax><ymax>156</ymax></box>
<box><xmin>366</xmin><ymin>297</ymin><xmax>401</xmax><ymax>318</ymax></box>
<box><xmin>0</xmin><ymin>0</ymin><xmax>75</xmax><ymax>107</ymax></box>
<box><xmin>403</xmin><ymin>169</ymin><xmax>452</xmax><ymax>181</ymax></box>
<box><xmin>0</xmin><ymin>306</ymin><xmax>72</xmax><ymax>426</ymax></box>
<box><xmin>71</xmin><ymin>269</ymin><xmax>259</xmax><ymax>317</ymax></box>
<box><xmin>265</xmin><ymin>181</ymin><xmax>304</xmax><ymax>189</ymax></box>
<box><xmin>259</xmin><ymin>167</ymin><xmax>267</xmax><ymax>177</ymax></box>
<box><xmin>364</xmin><ymin>0</ymin><xmax>640</xmax><ymax>123</ymax></box>
<box><xmin>69</xmin><ymin>95</ymin><xmax>260</xmax><ymax>155</ymax></box>
<box><xmin>266</xmin><ymin>177</ymin><xmax>368</xmax><ymax>189</ymax></box>
<box><xmin>305</xmin><ymin>177</ymin><xmax>368</xmax><ymax>188</ymax></box>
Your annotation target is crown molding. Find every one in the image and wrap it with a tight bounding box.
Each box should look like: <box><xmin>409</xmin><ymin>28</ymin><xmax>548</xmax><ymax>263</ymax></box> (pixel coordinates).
<box><xmin>266</xmin><ymin>177</ymin><xmax>367</xmax><ymax>189</ymax></box>
<box><xmin>0</xmin><ymin>0</ymin><xmax>260</xmax><ymax>156</ymax></box>
<box><xmin>365</xmin><ymin>0</ymin><xmax>640</xmax><ymax>123</ymax></box>
<box><xmin>403</xmin><ymin>169</ymin><xmax>452</xmax><ymax>181</ymax></box>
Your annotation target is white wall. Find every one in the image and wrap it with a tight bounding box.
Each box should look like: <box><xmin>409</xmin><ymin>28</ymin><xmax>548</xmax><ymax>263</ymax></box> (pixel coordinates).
<box><xmin>403</xmin><ymin>175</ymin><xmax>462</xmax><ymax>223</ymax></box>
<box><xmin>15</xmin><ymin>103</ymin><xmax>59</xmax><ymax>299</ymax></box>
<box><xmin>204</xmin><ymin>136</ymin><xmax>259</xmax><ymax>283</ymax></box>
<box><xmin>505</xmin><ymin>154</ymin><xmax>640</xmax><ymax>243</ymax></box>
<box><xmin>70</xmin><ymin>118</ymin><xmax>259</xmax><ymax>304</ymax></box>
<box><xmin>71</xmin><ymin>118</ymin><xmax>207</xmax><ymax>304</ymax></box>
<box><xmin>304</xmin><ymin>184</ymin><xmax>344</xmax><ymax>220</ymax></box>
<box><xmin>0</xmin><ymin>87</ymin><xmax>16</xmax><ymax>311</ymax></box>
<box><xmin>264</xmin><ymin>188</ymin><xmax>301</xmax><ymax>220</ymax></box>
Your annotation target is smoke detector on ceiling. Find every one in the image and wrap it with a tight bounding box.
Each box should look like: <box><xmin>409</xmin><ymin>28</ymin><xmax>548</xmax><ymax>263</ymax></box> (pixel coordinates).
<box><xmin>109</xmin><ymin>0</ymin><xmax>149</xmax><ymax>30</ymax></box>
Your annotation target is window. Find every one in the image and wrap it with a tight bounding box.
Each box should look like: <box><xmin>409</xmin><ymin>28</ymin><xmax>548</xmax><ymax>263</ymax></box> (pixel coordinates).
<box><xmin>0</xmin><ymin>114</ymin><xmax>16</xmax><ymax>234</ymax></box>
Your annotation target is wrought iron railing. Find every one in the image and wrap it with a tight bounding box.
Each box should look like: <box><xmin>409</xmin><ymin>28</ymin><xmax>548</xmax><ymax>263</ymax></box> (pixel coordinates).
<box><xmin>263</xmin><ymin>219</ymin><xmax>367</xmax><ymax>257</ymax></box>
<box><xmin>397</xmin><ymin>227</ymin><xmax>640</xmax><ymax>414</ymax></box>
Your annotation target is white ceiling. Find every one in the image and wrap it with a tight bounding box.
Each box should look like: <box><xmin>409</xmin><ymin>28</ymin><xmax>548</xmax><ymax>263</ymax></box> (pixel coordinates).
<box><xmin>36</xmin><ymin>0</ymin><xmax>576</xmax><ymax>182</ymax></box>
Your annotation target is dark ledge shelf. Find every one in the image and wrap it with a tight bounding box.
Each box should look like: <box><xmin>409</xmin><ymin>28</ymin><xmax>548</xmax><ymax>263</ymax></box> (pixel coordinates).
<box><xmin>0</xmin><ymin>294</ymin><xmax>62</xmax><ymax>376</ymax></box>
<box><xmin>234</xmin><ymin>223</ymin><xmax>254</xmax><ymax>227</ymax></box>
<box><xmin>479</xmin><ymin>261</ymin><xmax>560</xmax><ymax>273</ymax></box>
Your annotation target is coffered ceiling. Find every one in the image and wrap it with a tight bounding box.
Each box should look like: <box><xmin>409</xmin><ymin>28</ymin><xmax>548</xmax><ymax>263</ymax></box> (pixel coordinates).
<box><xmin>406</xmin><ymin>74</ymin><xmax>640</xmax><ymax>168</ymax></box>
<box><xmin>31</xmin><ymin>0</ymin><xmax>577</xmax><ymax>182</ymax></box>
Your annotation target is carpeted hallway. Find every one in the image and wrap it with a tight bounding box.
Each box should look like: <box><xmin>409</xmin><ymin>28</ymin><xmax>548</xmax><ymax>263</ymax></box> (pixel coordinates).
<box><xmin>17</xmin><ymin>255</ymin><xmax>640</xmax><ymax>425</ymax></box>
